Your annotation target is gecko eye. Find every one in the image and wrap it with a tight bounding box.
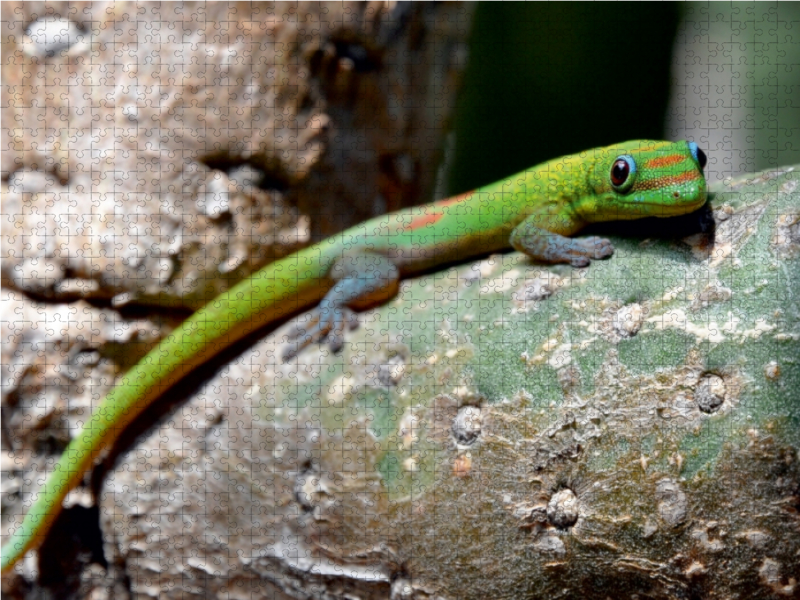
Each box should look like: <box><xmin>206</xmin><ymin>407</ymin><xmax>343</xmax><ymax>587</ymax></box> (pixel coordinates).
<box><xmin>688</xmin><ymin>141</ymin><xmax>707</xmax><ymax>170</ymax></box>
<box><xmin>610</xmin><ymin>155</ymin><xmax>636</xmax><ymax>192</ymax></box>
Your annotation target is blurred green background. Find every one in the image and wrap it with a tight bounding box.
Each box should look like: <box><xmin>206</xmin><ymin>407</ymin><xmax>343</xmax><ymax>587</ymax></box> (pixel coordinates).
<box><xmin>447</xmin><ymin>2</ymin><xmax>800</xmax><ymax>194</ymax></box>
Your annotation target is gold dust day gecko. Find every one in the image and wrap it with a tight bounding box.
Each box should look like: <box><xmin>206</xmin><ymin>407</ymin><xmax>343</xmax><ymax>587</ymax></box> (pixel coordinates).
<box><xmin>1</xmin><ymin>140</ymin><xmax>707</xmax><ymax>573</ymax></box>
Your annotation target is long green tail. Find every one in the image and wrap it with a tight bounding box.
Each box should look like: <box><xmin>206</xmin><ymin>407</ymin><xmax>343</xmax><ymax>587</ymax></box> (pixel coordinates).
<box><xmin>1</xmin><ymin>246</ymin><xmax>332</xmax><ymax>573</ymax></box>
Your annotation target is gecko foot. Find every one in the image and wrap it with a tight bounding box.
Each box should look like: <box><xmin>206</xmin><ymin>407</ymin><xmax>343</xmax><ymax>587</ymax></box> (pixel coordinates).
<box><xmin>567</xmin><ymin>236</ymin><xmax>614</xmax><ymax>267</ymax></box>
<box><xmin>281</xmin><ymin>302</ymin><xmax>360</xmax><ymax>362</ymax></box>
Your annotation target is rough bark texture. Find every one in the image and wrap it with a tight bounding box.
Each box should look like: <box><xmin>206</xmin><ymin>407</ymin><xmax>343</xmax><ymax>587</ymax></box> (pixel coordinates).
<box><xmin>5</xmin><ymin>161</ymin><xmax>799</xmax><ymax>597</ymax></box>
<box><xmin>3</xmin><ymin>3</ymin><xmax>799</xmax><ymax>600</ymax></box>
<box><xmin>104</xmin><ymin>168</ymin><xmax>798</xmax><ymax>599</ymax></box>
<box><xmin>2</xmin><ymin>1</ymin><xmax>471</xmax><ymax>308</ymax></box>
<box><xmin>1</xmin><ymin>2</ymin><xmax>474</xmax><ymax>598</ymax></box>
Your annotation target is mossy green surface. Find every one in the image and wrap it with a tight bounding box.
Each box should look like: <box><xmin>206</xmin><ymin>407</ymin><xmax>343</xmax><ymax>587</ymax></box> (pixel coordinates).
<box><xmin>269</xmin><ymin>166</ymin><xmax>799</xmax><ymax>598</ymax></box>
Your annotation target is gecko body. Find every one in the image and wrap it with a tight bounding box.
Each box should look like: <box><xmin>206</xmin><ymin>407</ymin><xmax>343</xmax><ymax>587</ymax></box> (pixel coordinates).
<box><xmin>1</xmin><ymin>140</ymin><xmax>707</xmax><ymax>573</ymax></box>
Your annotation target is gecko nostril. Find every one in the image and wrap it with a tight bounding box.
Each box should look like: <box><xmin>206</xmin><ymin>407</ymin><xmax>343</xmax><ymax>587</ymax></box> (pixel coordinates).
<box><xmin>673</xmin><ymin>191</ymin><xmax>681</xmax><ymax>199</ymax></box>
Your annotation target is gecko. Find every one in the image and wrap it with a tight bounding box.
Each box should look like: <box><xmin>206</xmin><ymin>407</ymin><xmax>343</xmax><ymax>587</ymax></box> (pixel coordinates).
<box><xmin>1</xmin><ymin>140</ymin><xmax>707</xmax><ymax>573</ymax></box>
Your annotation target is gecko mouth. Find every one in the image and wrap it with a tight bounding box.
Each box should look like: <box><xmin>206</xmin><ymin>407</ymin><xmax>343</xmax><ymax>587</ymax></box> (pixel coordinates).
<box><xmin>614</xmin><ymin>195</ymin><xmax>708</xmax><ymax>218</ymax></box>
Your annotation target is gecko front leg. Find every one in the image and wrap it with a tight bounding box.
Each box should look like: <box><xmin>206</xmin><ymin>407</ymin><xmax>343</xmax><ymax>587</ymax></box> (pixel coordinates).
<box><xmin>282</xmin><ymin>251</ymin><xmax>400</xmax><ymax>361</ymax></box>
<box><xmin>510</xmin><ymin>216</ymin><xmax>613</xmax><ymax>268</ymax></box>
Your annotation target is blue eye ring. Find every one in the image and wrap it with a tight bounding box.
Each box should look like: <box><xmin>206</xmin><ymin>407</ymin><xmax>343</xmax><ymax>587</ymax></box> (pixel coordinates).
<box><xmin>688</xmin><ymin>141</ymin><xmax>707</xmax><ymax>170</ymax></box>
<box><xmin>610</xmin><ymin>155</ymin><xmax>637</xmax><ymax>192</ymax></box>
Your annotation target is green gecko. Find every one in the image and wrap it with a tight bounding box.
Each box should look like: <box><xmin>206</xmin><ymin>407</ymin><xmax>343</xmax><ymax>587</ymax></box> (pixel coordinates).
<box><xmin>1</xmin><ymin>140</ymin><xmax>707</xmax><ymax>573</ymax></box>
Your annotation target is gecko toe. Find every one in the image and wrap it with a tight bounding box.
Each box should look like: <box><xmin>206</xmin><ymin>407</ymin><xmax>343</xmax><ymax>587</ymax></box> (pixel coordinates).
<box><xmin>347</xmin><ymin>310</ymin><xmax>360</xmax><ymax>331</ymax></box>
<box><xmin>570</xmin><ymin>256</ymin><xmax>591</xmax><ymax>268</ymax></box>
<box><xmin>282</xmin><ymin>305</ymin><xmax>358</xmax><ymax>361</ymax></box>
<box><xmin>593</xmin><ymin>237</ymin><xmax>614</xmax><ymax>259</ymax></box>
<box><xmin>581</xmin><ymin>236</ymin><xmax>614</xmax><ymax>259</ymax></box>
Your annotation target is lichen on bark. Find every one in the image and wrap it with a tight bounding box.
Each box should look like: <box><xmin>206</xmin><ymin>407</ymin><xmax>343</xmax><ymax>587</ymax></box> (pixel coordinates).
<box><xmin>70</xmin><ymin>166</ymin><xmax>800</xmax><ymax>600</ymax></box>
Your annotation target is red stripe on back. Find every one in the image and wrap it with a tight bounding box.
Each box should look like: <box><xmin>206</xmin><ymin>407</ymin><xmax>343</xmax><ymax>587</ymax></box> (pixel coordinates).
<box><xmin>407</xmin><ymin>210</ymin><xmax>444</xmax><ymax>230</ymax></box>
<box><xmin>404</xmin><ymin>190</ymin><xmax>474</xmax><ymax>231</ymax></box>
<box><xmin>435</xmin><ymin>190</ymin><xmax>474</xmax><ymax>207</ymax></box>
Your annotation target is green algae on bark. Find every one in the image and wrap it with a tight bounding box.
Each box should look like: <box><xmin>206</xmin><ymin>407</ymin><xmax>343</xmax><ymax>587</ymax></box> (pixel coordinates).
<box><xmin>274</xmin><ymin>166</ymin><xmax>800</xmax><ymax>599</ymax></box>
<box><xmin>92</xmin><ymin>166</ymin><xmax>799</xmax><ymax>600</ymax></box>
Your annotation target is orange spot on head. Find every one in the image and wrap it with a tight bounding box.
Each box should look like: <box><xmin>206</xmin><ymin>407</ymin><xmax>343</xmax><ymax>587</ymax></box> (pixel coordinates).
<box><xmin>644</xmin><ymin>154</ymin><xmax>685</xmax><ymax>169</ymax></box>
<box><xmin>636</xmin><ymin>169</ymin><xmax>702</xmax><ymax>191</ymax></box>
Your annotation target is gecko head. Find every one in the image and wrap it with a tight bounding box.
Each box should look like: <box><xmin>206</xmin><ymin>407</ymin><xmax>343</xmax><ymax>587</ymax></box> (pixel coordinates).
<box><xmin>583</xmin><ymin>140</ymin><xmax>708</xmax><ymax>222</ymax></box>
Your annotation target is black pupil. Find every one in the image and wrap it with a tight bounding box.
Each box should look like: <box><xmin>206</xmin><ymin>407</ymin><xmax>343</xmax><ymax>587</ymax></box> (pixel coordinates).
<box><xmin>611</xmin><ymin>159</ymin><xmax>629</xmax><ymax>186</ymax></box>
<box><xmin>696</xmin><ymin>147</ymin><xmax>707</xmax><ymax>169</ymax></box>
